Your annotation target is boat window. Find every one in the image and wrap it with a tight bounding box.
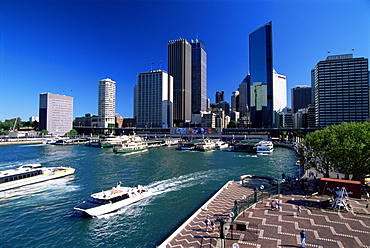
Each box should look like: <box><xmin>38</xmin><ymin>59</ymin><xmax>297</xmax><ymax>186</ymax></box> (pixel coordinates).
<box><xmin>111</xmin><ymin>193</ymin><xmax>130</xmax><ymax>203</ymax></box>
<box><xmin>87</xmin><ymin>197</ymin><xmax>109</xmax><ymax>205</ymax></box>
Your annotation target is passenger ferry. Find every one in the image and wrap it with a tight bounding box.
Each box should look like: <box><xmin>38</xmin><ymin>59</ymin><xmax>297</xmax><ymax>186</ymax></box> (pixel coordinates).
<box><xmin>194</xmin><ymin>139</ymin><xmax>217</xmax><ymax>151</ymax></box>
<box><xmin>256</xmin><ymin>141</ymin><xmax>274</xmax><ymax>154</ymax></box>
<box><xmin>0</xmin><ymin>164</ymin><xmax>76</xmax><ymax>191</ymax></box>
<box><xmin>74</xmin><ymin>183</ymin><xmax>152</xmax><ymax>217</ymax></box>
<box><xmin>113</xmin><ymin>141</ymin><xmax>148</xmax><ymax>153</ymax></box>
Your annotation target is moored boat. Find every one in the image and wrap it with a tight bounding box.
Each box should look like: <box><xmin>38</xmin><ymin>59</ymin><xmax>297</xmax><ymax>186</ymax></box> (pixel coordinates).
<box><xmin>194</xmin><ymin>139</ymin><xmax>217</xmax><ymax>151</ymax></box>
<box><xmin>0</xmin><ymin>164</ymin><xmax>76</xmax><ymax>191</ymax></box>
<box><xmin>175</xmin><ymin>140</ymin><xmax>200</xmax><ymax>150</ymax></box>
<box><xmin>113</xmin><ymin>141</ymin><xmax>148</xmax><ymax>153</ymax></box>
<box><xmin>74</xmin><ymin>183</ymin><xmax>152</xmax><ymax>217</ymax></box>
<box><xmin>215</xmin><ymin>140</ymin><xmax>229</xmax><ymax>150</ymax></box>
<box><xmin>256</xmin><ymin>140</ymin><xmax>274</xmax><ymax>154</ymax></box>
<box><xmin>228</xmin><ymin>139</ymin><xmax>262</xmax><ymax>153</ymax></box>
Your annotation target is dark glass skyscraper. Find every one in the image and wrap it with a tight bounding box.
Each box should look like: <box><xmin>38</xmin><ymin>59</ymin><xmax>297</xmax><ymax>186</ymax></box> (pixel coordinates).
<box><xmin>249</xmin><ymin>21</ymin><xmax>273</xmax><ymax>128</ymax></box>
<box><xmin>291</xmin><ymin>86</ymin><xmax>312</xmax><ymax>113</ymax></box>
<box><xmin>215</xmin><ymin>91</ymin><xmax>224</xmax><ymax>104</ymax></box>
<box><xmin>191</xmin><ymin>39</ymin><xmax>207</xmax><ymax>114</ymax></box>
<box><xmin>168</xmin><ymin>39</ymin><xmax>192</xmax><ymax>125</ymax></box>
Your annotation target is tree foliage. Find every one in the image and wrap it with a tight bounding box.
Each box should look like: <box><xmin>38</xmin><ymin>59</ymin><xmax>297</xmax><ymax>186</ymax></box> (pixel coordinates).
<box><xmin>303</xmin><ymin>122</ymin><xmax>370</xmax><ymax>181</ymax></box>
<box><xmin>227</xmin><ymin>120</ymin><xmax>238</xmax><ymax>128</ymax></box>
<box><xmin>65</xmin><ymin>129</ymin><xmax>78</xmax><ymax>136</ymax></box>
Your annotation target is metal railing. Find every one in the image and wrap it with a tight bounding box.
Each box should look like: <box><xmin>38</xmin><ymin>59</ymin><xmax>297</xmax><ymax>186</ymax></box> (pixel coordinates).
<box><xmin>231</xmin><ymin>183</ymin><xmax>280</xmax><ymax>221</ymax></box>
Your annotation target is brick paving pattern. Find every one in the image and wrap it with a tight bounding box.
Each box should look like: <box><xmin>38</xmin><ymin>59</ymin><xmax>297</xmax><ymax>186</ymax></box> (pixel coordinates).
<box><xmin>159</xmin><ymin>180</ymin><xmax>370</xmax><ymax>248</ymax></box>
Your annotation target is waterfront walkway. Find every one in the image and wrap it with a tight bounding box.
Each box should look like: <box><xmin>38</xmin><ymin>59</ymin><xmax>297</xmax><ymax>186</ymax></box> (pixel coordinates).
<box><xmin>159</xmin><ymin>180</ymin><xmax>370</xmax><ymax>248</ymax></box>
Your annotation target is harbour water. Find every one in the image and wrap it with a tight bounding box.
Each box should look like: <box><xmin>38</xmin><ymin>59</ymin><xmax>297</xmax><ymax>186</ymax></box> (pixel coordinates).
<box><xmin>0</xmin><ymin>144</ymin><xmax>298</xmax><ymax>247</ymax></box>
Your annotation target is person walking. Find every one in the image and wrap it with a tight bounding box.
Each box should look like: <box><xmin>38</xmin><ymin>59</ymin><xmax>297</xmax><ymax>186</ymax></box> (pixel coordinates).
<box><xmin>211</xmin><ymin>220</ymin><xmax>216</xmax><ymax>232</ymax></box>
<box><xmin>204</xmin><ymin>217</ymin><xmax>210</xmax><ymax>231</ymax></box>
<box><xmin>300</xmin><ymin>230</ymin><xmax>306</xmax><ymax>247</ymax></box>
<box><xmin>297</xmin><ymin>205</ymin><xmax>302</xmax><ymax>216</ymax></box>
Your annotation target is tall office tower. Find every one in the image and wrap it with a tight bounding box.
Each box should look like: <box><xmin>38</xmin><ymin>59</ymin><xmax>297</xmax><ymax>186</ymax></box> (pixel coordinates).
<box><xmin>168</xmin><ymin>38</ymin><xmax>192</xmax><ymax>125</ymax></box>
<box><xmin>231</xmin><ymin>91</ymin><xmax>239</xmax><ymax>111</ymax></box>
<box><xmin>249</xmin><ymin>21</ymin><xmax>273</xmax><ymax>128</ymax></box>
<box><xmin>291</xmin><ymin>86</ymin><xmax>312</xmax><ymax>113</ymax></box>
<box><xmin>215</xmin><ymin>91</ymin><xmax>224</xmax><ymax>104</ymax></box>
<box><xmin>39</xmin><ymin>93</ymin><xmax>73</xmax><ymax>135</ymax></box>
<box><xmin>135</xmin><ymin>70</ymin><xmax>173</xmax><ymax>128</ymax></box>
<box><xmin>312</xmin><ymin>54</ymin><xmax>369</xmax><ymax>127</ymax></box>
<box><xmin>133</xmin><ymin>84</ymin><xmax>138</xmax><ymax>120</ymax></box>
<box><xmin>98</xmin><ymin>78</ymin><xmax>116</xmax><ymax>128</ymax></box>
<box><xmin>273</xmin><ymin>69</ymin><xmax>287</xmax><ymax>112</ymax></box>
<box><xmin>191</xmin><ymin>39</ymin><xmax>207</xmax><ymax>114</ymax></box>
<box><xmin>238</xmin><ymin>74</ymin><xmax>250</xmax><ymax>118</ymax></box>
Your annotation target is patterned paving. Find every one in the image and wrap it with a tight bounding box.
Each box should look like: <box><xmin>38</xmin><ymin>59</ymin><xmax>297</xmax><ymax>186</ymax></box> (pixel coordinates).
<box><xmin>159</xmin><ymin>181</ymin><xmax>370</xmax><ymax>248</ymax></box>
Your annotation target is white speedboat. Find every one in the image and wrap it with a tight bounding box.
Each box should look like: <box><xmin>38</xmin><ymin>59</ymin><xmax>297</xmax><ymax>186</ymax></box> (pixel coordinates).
<box><xmin>256</xmin><ymin>141</ymin><xmax>274</xmax><ymax>154</ymax></box>
<box><xmin>0</xmin><ymin>164</ymin><xmax>76</xmax><ymax>191</ymax></box>
<box><xmin>74</xmin><ymin>183</ymin><xmax>152</xmax><ymax>217</ymax></box>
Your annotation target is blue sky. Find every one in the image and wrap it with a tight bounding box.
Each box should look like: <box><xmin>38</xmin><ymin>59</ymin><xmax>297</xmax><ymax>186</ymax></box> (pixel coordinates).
<box><xmin>0</xmin><ymin>0</ymin><xmax>369</xmax><ymax>121</ymax></box>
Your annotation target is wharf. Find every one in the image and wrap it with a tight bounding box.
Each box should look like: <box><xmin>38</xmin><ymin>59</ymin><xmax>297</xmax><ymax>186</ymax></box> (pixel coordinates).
<box><xmin>0</xmin><ymin>140</ymin><xmax>45</xmax><ymax>145</ymax></box>
<box><xmin>159</xmin><ymin>180</ymin><xmax>370</xmax><ymax>248</ymax></box>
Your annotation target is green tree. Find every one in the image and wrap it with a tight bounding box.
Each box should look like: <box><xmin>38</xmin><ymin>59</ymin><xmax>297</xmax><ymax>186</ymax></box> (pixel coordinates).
<box><xmin>227</xmin><ymin>120</ymin><xmax>238</xmax><ymax>128</ymax></box>
<box><xmin>65</xmin><ymin>129</ymin><xmax>78</xmax><ymax>136</ymax></box>
<box><xmin>40</xmin><ymin>129</ymin><xmax>49</xmax><ymax>135</ymax></box>
<box><xmin>304</xmin><ymin>122</ymin><xmax>370</xmax><ymax>181</ymax></box>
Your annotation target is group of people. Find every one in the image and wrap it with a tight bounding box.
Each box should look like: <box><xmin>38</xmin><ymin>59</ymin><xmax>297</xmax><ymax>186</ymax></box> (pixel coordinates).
<box><xmin>270</xmin><ymin>199</ymin><xmax>282</xmax><ymax>211</ymax></box>
<box><xmin>204</xmin><ymin>217</ymin><xmax>217</xmax><ymax>232</ymax></box>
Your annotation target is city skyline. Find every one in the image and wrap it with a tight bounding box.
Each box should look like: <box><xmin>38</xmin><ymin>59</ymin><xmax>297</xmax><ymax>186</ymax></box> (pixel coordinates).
<box><xmin>1</xmin><ymin>0</ymin><xmax>369</xmax><ymax>121</ymax></box>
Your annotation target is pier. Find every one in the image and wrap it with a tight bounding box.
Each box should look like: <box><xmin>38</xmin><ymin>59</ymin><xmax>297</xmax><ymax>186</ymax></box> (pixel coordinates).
<box><xmin>159</xmin><ymin>179</ymin><xmax>370</xmax><ymax>248</ymax></box>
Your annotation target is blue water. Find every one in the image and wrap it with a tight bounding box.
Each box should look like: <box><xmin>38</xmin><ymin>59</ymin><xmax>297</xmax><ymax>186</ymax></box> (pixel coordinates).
<box><xmin>0</xmin><ymin>144</ymin><xmax>298</xmax><ymax>247</ymax></box>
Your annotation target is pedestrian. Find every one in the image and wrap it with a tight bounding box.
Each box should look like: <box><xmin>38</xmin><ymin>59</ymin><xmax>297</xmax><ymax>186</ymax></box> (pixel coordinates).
<box><xmin>277</xmin><ymin>202</ymin><xmax>282</xmax><ymax>211</ymax></box>
<box><xmin>211</xmin><ymin>221</ymin><xmax>216</xmax><ymax>232</ymax></box>
<box><xmin>204</xmin><ymin>217</ymin><xmax>210</xmax><ymax>231</ymax></box>
<box><xmin>297</xmin><ymin>205</ymin><xmax>301</xmax><ymax>216</ymax></box>
<box><xmin>270</xmin><ymin>200</ymin><xmax>275</xmax><ymax>210</ymax></box>
<box><xmin>300</xmin><ymin>230</ymin><xmax>306</xmax><ymax>247</ymax></box>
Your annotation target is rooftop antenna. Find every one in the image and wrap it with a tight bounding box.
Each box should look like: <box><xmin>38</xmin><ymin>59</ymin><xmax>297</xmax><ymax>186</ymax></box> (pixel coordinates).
<box><xmin>70</xmin><ymin>90</ymin><xmax>73</xmax><ymax>96</ymax></box>
<box><xmin>159</xmin><ymin>61</ymin><xmax>163</xmax><ymax>70</ymax></box>
<box><xmin>150</xmin><ymin>62</ymin><xmax>154</xmax><ymax>71</ymax></box>
<box><xmin>196</xmin><ymin>33</ymin><xmax>199</xmax><ymax>42</ymax></box>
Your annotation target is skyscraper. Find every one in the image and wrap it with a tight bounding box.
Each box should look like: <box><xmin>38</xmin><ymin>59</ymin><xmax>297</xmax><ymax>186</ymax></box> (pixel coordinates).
<box><xmin>39</xmin><ymin>93</ymin><xmax>73</xmax><ymax>135</ymax></box>
<box><xmin>98</xmin><ymin>78</ymin><xmax>116</xmax><ymax>128</ymax></box>
<box><xmin>312</xmin><ymin>54</ymin><xmax>369</xmax><ymax>127</ymax></box>
<box><xmin>168</xmin><ymin>38</ymin><xmax>192</xmax><ymax>125</ymax></box>
<box><xmin>291</xmin><ymin>86</ymin><xmax>312</xmax><ymax>113</ymax></box>
<box><xmin>215</xmin><ymin>91</ymin><xmax>224</xmax><ymax>104</ymax></box>
<box><xmin>249</xmin><ymin>21</ymin><xmax>273</xmax><ymax>128</ymax></box>
<box><xmin>191</xmin><ymin>39</ymin><xmax>207</xmax><ymax>114</ymax></box>
<box><xmin>231</xmin><ymin>91</ymin><xmax>239</xmax><ymax>111</ymax></box>
<box><xmin>273</xmin><ymin>69</ymin><xmax>287</xmax><ymax>112</ymax></box>
<box><xmin>238</xmin><ymin>74</ymin><xmax>250</xmax><ymax>118</ymax></box>
<box><xmin>135</xmin><ymin>70</ymin><xmax>173</xmax><ymax>128</ymax></box>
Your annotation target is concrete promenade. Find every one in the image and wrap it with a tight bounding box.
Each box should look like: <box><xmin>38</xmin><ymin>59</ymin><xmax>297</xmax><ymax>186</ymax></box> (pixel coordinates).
<box><xmin>159</xmin><ymin>180</ymin><xmax>370</xmax><ymax>248</ymax></box>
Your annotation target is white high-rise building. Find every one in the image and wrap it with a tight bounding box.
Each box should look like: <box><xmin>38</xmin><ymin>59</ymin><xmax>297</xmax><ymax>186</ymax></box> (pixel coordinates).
<box><xmin>98</xmin><ymin>78</ymin><xmax>116</xmax><ymax>128</ymax></box>
<box><xmin>135</xmin><ymin>70</ymin><xmax>173</xmax><ymax>128</ymax></box>
<box><xmin>39</xmin><ymin>93</ymin><xmax>73</xmax><ymax>135</ymax></box>
<box><xmin>273</xmin><ymin>69</ymin><xmax>287</xmax><ymax>112</ymax></box>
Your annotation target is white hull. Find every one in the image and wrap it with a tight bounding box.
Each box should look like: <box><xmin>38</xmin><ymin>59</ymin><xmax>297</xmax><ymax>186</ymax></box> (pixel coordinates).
<box><xmin>0</xmin><ymin>168</ymin><xmax>75</xmax><ymax>192</ymax></box>
<box><xmin>77</xmin><ymin>191</ymin><xmax>152</xmax><ymax>217</ymax></box>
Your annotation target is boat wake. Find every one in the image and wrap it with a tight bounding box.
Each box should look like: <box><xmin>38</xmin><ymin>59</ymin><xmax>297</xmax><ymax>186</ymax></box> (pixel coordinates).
<box><xmin>0</xmin><ymin>176</ymin><xmax>78</xmax><ymax>203</ymax></box>
<box><xmin>236</xmin><ymin>154</ymin><xmax>258</xmax><ymax>158</ymax></box>
<box><xmin>147</xmin><ymin>169</ymin><xmax>223</xmax><ymax>195</ymax></box>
